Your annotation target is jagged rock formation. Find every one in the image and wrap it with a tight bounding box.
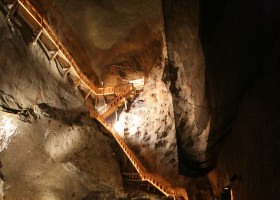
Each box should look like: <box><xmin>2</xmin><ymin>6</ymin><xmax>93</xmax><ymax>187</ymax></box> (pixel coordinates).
<box><xmin>163</xmin><ymin>0</ymin><xmax>211</xmax><ymax>178</ymax></box>
<box><xmin>115</xmin><ymin>59</ymin><xmax>179</xmax><ymax>178</ymax></box>
<box><xmin>0</xmin><ymin>11</ymin><xmax>124</xmax><ymax>199</ymax></box>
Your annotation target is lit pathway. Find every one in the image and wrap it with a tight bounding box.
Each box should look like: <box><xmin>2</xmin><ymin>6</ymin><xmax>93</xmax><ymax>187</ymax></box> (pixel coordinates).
<box><xmin>7</xmin><ymin>1</ymin><xmax>188</xmax><ymax>199</ymax></box>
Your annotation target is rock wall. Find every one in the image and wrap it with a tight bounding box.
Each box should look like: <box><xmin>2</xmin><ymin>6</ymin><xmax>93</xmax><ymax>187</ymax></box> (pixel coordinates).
<box><xmin>31</xmin><ymin>0</ymin><xmax>163</xmax><ymax>80</ymax></box>
<box><xmin>113</xmin><ymin>25</ymin><xmax>179</xmax><ymax>180</ymax></box>
<box><xmin>163</xmin><ymin>0</ymin><xmax>211</xmax><ymax>177</ymax></box>
<box><xmin>0</xmin><ymin>9</ymin><xmax>124</xmax><ymax>199</ymax></box>
<box><xmin>200</xmin><ymin>0</ymin><xmax>280</xmax><ymax>199</ymax></box>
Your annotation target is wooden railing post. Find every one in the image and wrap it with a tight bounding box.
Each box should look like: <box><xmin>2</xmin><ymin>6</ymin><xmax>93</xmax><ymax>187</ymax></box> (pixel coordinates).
<box><xmin>49</xmin><ymin>49</ymin><xmax>59</xmax><ymax>61</ymax></box>
<box><xmin>6</xmin><ymin>0</ymin><xmax>19</xmax><ymax>21</ymax></box>
<box><xmin>33</xmin><ymin>27</ymin><xmax>43</xmax><ymax>45</ymax></box>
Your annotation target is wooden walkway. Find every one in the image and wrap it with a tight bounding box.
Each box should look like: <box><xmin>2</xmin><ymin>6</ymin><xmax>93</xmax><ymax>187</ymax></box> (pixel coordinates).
<box><xmin>8</xmin><ymin>1</ymin><xmax>189</xmax><ymax>199</ymax></box>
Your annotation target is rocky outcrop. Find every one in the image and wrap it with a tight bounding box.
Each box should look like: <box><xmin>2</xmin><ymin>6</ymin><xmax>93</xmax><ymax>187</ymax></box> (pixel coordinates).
<box><xmin>35</xmin><ymin>0</ymin><xmax>163</xmax><ymax>79</ymax></box>
<box><xmin>115</xmin><ymin>64</ymin><xmax>178</xmax><ymax>178</ymax></box>
<box><xmin>113</xmin><ymin>33</ymin><xmax>179</xmax><ymax>182</ymax></box>
<box><xmin>0</xmin><ymin>10</ymin><xmax>123</xmax><ymax>199</ymax></box>
<box><xmin>163</xmin><ymin>0</ymin><xmax>211</xmax><ymax>177</ymax></box>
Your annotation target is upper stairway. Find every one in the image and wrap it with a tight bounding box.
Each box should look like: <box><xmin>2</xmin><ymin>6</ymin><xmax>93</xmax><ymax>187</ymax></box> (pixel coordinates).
<box><xmin>16</xmin><ymin>0</ymin><xmax>137</xmax><ymax>97</ymax></box>
<box><xmin>98</xmin><ymin>83</ymin><xmax>136</xmax><ymax>119</ymax></box>
<box><xmin>8</xmin><ymin>1</ymin><xmax>189</xmax><ymax>199</ymax></box>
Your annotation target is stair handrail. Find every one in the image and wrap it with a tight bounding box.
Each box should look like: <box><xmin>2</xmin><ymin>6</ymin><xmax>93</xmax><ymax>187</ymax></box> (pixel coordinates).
<box><xmin>122</xmin><ymin>172</ymin><xmax>174</xmax><ymax>196</ymax></box>
<box><xmin>18</xmin><ymin>0</ymin><xmax>122</xmax><ymax>96</ymax></box>
<box><xmin>91</xmin><ymin>111</ymin><xmax>147</xmax><ymax>174</ymax></box>
<box><xmin>142</xmin><ymin>172</ymin><xmax>175</xmax><ymax>197</ymax></box>
<box><xmin>91</xmin><ymin>111</ymin><xmax>177</xmax><ymax>198</ymax></box>
<box><xmin>99</xmin><ymin>83</ymin><xmax>134</xmax><ymax>116</ymax></box>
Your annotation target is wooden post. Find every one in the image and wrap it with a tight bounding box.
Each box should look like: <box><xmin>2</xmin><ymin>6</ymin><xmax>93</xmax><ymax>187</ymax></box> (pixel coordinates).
<box><xmin>6</xmin><ymin>1</ymin><xmax>19</xmax><ymax>21</ymax></box>
<box><xmin>63</xmin><ymin>66</ymin><xmax>71</xmax><ymax>77</ymax></box>
<box><xmin>33</xmin><ymin>28</ymin><xmax>43</xmax><ymax>45</ymax></box>
<box><xmin>85</xmin><ymin>91</ymin><xmax>91</xmax><ymax>100</ymax></box>
<box><xmin>95</xmin><ymin>96</ymin><xmax>98</xmax><ymax>108</ymax></box>
<box><xmin>115</xmin><ymin>110</ymin><xmax>118</xmax><ymax>121</ymax></box>
<box><xmin>124</xmin><ymin>97</ymin><xmax>127</xmax><ymax>110</ymax></box>
<box><xmin>49</xmin><ymin>50</ymin><xmax>59</xmax><ymax>61</ymax></box>
<box><xmin>74</xmin><ymin>79</ymin><xmax>81</xmax><ymax>89</ymax></box>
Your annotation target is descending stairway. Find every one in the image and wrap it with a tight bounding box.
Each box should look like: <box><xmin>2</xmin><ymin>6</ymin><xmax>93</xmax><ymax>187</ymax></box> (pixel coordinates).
<box><xmin>8</xmin><ymin>1</ymin><xmax>189</xmax><ymax>199</ymax></box>
<box><xmin>90</xmin><ymin>111</ymin><xmax>188</xmax><ymax>199</ymax></box>
<box><xmin>122</xmin><ymin>173</ymin><xmax>142</xmax><ymax>182</ymax></box>
<box><xmin>99</xmin><ymin>83</ymin><xmax>136</xmax><ymax>119</ymax></box>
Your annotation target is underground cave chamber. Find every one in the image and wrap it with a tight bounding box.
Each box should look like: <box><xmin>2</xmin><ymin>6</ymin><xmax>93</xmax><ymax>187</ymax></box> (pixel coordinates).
<box><xmin>0</xmin><ymin>0</ymin><xmax>279</xmax><ymax>199</ymax></box>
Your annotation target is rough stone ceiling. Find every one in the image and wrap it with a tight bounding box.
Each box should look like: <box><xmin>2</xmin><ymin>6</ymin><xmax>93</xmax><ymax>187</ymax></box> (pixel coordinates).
<box><xmin>31</xmin><ymin>0</ymin><xmax>163</xmax><ymax>80</ymax></box>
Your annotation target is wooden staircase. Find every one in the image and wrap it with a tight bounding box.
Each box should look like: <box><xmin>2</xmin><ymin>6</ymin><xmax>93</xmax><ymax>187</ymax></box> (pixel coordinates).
<box><xmin>99</xmin><ymin>83</ymin><xmax>136</xmax><ymax>119</ymax></box>
<box><xmin>8</xmin><ymin>1</ymin><xmax>189</xmax><ymax>199</ymax></box>
<box><xmin>90</xmin><ymin>111</ymin><xmax>188</xmax><ymax>199</ymax></box>
<box><xmin>122</xmin><ymin>173</ymin><xmax>142</xmax><ymax>182</ymax></box>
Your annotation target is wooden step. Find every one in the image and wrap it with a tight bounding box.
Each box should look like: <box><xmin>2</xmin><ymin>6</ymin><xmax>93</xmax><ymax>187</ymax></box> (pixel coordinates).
<box><xmin>102</xmin><ymin>98</ymin><xmax>126</xmax><ymax>119</ymax></box>
<box><xmin>99</xmin><ymin>85</ymin><xmax>135</xmax><ymax>118</ymax></box>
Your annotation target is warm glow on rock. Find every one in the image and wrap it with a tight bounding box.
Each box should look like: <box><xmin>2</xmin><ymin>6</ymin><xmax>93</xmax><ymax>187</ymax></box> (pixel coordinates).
<box><xmin>0</xmin><ymin>116</ymin><xmax>18</xmax><ymax>151</ymax></box>
<box><xmin>113</xmin><ymin>119</ymin><xmax>124</xmax><ymax>134</ymax></box>
<box><xmin>113</xmin><ymin>113</ymin><xmax>142</xmax><ymax>137</ymax></box>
